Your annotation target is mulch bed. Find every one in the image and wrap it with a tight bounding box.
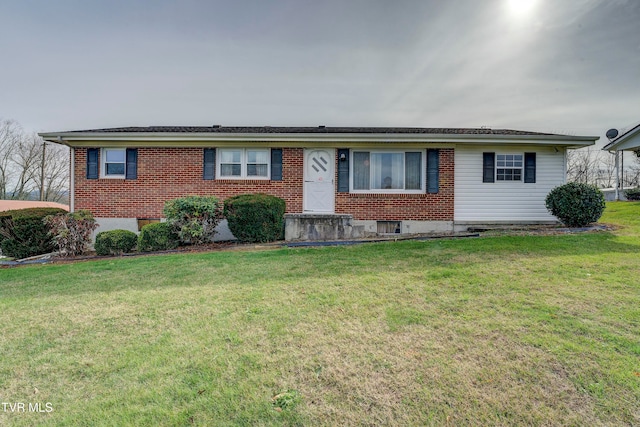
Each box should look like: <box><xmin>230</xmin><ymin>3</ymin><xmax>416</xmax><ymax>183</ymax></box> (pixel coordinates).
<box><xmin>1</xmin><ymin>224</ymin><xmax>614</xmax><ymax>268</ymax></box>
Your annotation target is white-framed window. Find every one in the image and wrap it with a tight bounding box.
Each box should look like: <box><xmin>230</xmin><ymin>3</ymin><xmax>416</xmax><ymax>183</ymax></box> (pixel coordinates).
<box><xmin>351</xmin><ymin>150</ymin><xmax>424</xmax><ymax>193</ymax></box>
<box><xmin>218</xmin><ymin>148</ymin><xmax>270</xmax><ymax>179</ymax></box>
<box><xmin>496</xmin><ymin>154</ymin><xmax>523</xmax><ymax>181</ymax></box>
<box><xmin>101</xmin><ymin>148</ymin><xmax>126</xmax><ymax>178</ymax></box>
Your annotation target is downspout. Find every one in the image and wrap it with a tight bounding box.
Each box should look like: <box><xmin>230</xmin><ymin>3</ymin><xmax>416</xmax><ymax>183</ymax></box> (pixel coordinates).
<box><xmin>614</xmin><ymin>150</ymin><xmax>619</xmax><ymax>201</ymax></box>
<box><xmin>70</xmin><ymin>147</ymin><xmax>75</xmax><ymax>212</ymax></box>
<box><xmin>59</xmin><ymin>136</ymin><xmax>75</xmax><ymax>212</ymax></box>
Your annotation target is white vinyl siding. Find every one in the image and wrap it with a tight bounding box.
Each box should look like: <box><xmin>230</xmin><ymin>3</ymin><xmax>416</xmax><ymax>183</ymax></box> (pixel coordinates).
<box><xmin>455</xmin><ymin>145</ymin><xmax>565</xmax><ymax>222</ymax></box>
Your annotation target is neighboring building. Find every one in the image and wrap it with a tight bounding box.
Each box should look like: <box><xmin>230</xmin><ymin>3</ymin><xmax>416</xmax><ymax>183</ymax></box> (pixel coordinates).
<box><xmin>0</xmin><ymin>200</ymin><xmax>69</xmax><ymax>212</ymax></box>
<box><xmin>40</xmin><ymin>126</ymin><xmax>597</xmax><ymax>240</ymax></box>
<box><xmin>602</xmin><ymin>122</ymin><xmax>640</xmax><ymax>200</ymax></box>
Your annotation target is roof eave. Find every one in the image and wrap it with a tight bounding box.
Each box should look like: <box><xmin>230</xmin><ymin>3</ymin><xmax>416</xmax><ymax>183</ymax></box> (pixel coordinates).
<box><xmin>602</xmin><ymin>125</ymin><xmax>640</xmax><ymax>151</ymax></box>
<box><xmin>39</xmin><ymin>131</ymin><xmax>599</xmax><ymax>147</ymax></box>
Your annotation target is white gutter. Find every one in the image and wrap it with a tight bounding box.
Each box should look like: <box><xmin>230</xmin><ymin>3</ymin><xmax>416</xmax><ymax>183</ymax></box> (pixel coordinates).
<box><xmin>40</xmin><ymin>132</ymin><xmax>599</xmax><ymax>147</ymax></box>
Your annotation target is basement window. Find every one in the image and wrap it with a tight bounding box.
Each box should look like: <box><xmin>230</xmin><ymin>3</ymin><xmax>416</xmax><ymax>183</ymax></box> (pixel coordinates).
<box><xmin>137</xmin><ymin>218</ymin><xmax>161</xmax><ymax>232</ymax></box>
<box><xmin>377</xmin><ymin>221</ymin><xmax>401</xmax><ymax>234</ymax></box>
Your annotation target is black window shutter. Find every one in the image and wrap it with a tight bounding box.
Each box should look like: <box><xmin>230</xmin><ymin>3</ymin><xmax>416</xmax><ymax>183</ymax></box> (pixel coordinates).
<box><xmin>337</xmin><ymin>149</ymin><xmax>349</xmax><ymax>192</ymax></box>
<box><xmin>427</xmin><ymin>149</ymin><xmax>439</xmax><ymax>193</ymax></box>
<box><xmin>524</xmin><ymin>152</ymin><xmax>536</xmax><ymax>183</ymax></box>
<box><xmin>483</xmin><ymin>152</ymin><xmax>495</xmax><ymax>183</ymax></box>
<box><xmin>125</xmin><ymin>148</ymin><xmax>138</xmax><ymax>180</ymax></box>
<box><xmin>270</xmin><ymin>148</ymin><xmax>283</xmax><ymax>181</ymax></box>
<box><xmin>203</xmin><ymin>148</ymin><xmax>215</xmax><ymax>180</ymax></box>
<box><xmin>86</xmin><ymin>148</ymin><xmax>99</xmax><ymax>179</ymax></box>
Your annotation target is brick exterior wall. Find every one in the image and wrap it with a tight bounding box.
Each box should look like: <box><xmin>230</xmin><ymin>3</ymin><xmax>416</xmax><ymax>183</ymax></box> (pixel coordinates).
<box><xmin>335</xmin><ymin>148</ymin><xmax>454</xmax><ymax>221</ymax></box>
<box><xmin>74</xmin><ymin>147</ymin><xmax>454</xmax><ymax>221</ymax></box>
<box><xmin>74</xmin><ymin>147</ymin><xmax>304</xmax><ymax>218</ymax></box>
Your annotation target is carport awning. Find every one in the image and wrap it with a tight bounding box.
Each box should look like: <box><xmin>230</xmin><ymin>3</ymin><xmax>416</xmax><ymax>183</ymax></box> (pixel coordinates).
<box><xmin>603</xmin><ymin>122</ymin><xmax>640</xmax><ymax>152</ymax></box>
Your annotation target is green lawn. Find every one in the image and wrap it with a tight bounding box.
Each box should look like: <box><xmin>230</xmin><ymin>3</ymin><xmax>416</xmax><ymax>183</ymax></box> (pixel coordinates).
<box><xmin>1</xmin><ymin>202</ymin><xmax>639</xmax><ymax>426</ymax></box>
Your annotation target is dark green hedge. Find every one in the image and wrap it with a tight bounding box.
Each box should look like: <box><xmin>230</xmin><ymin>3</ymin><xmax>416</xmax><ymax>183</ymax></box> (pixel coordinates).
<box><xmin>138</xmin><ymin>222</ymin><xmax>179</xmax><ymax>252</ymax></box>
<box><xmin>0</xmin><ymin>207</ymin><xmax>67</xmax><ymax>259</ymax></box>
<box><xmin>545</xmin><ymin>183</ymin><xmax>605</xmax><ymax>227</ymax></box>
<box><xmin>94</xmin><ymin>229</ymin><xmax>138</xmax><ymax>256</ymax></box>
<box><xmin>624</xmin><ymin>188</ymin><xmax>640</xmax><ymax>201</ymax></box>
<box><xmin>223</xmin><ymin>193</ymin><xmax>286</xmax><ymax>243</ymax></box>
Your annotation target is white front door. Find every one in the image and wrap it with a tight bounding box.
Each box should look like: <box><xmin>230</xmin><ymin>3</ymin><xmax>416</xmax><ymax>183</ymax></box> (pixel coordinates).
<box><xmin>304</xmin><ymin>149</ymin><xmax>335</xmax><ymax>212</ymax></box>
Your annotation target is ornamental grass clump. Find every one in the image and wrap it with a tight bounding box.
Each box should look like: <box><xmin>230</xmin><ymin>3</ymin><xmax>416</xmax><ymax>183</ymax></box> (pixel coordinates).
<box><xmin>163</xmin><ymin>196</ymin><xmax>223</xmax><ymax>245</ymax></box>
<box><xmin>545</xmin><ymin>182</ymin><xmax>605</xmax><ymax>227</ymax></box>
<box><xmin>44</xmin><ymin>210</ymin><xmax>98</xmax><ymax>257</ymax></box>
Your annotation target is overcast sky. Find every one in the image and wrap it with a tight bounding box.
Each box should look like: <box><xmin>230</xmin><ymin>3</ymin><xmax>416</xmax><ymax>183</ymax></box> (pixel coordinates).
<box><xmin>1</xmin><ymin>0</ymin><xmax>638</xmax><ymax>145</ymax></box>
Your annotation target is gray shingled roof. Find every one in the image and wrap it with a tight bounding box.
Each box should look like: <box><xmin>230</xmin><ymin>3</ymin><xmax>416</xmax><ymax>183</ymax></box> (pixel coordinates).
<box><xmin>61</xmin><ymin>126</ymin><xmax>556</xmax><ymax>136</ymax></box>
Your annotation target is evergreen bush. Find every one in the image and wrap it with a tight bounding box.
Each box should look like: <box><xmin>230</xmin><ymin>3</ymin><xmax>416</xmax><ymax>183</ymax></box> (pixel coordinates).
<box><xmin>624</xmin><ymin>187</ymin><xmax>640</xmax><ymax>201</ymax></box>
<box><xmin>0</xmin><ymin>207</ymin><xmax>67</xmax><ymax>259</ymax></box>
<box><xmin>163</xmin><ymin>196</ymin><xmax>223</xmax><ymax>245</ymax></box>
<box><xmin>94</xmin><ymin>229</ymin><xmax>138</xmax><ymax>256</ymax></box>
<box><xmin>138</xmin><ymin>222</ymin><xmax>179</xmax><ymax>252</ymax></box>
<box><xmin>223</xmin><ymin>193</ymin><xmax>286</xmax><ymax>243</ymax></box>
<box><xmin>545</xmin><ymin>182</ymin><xmax>605</xmax><ymax>227</ymax></box>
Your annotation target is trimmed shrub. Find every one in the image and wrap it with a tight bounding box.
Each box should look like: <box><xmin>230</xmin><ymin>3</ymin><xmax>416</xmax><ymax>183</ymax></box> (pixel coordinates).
<box><xmin>44</xmin><ymin>210</ymin><xmax>98</xmax><ymax>257</ymax></box>
<box><xmin>163</xmin><ymin>196</ymin><xmax>223</xmax><ymax>245</ymax></box>
<box><xmin>545</xmin><ymin>182</ymin><xmax>606</xmax><ymax>227</ymax></box>
<box><xmin>94</xmin><ymin>229</ymin><xmax>137</xmax><ymax>256</ymax></box>
<box><xmin>0</xmin><ymin>207</ymin><xmax>67</xmax><ymax>259</ymax></box>
<box><xmin>224</xmin><ymin>193</ymin><xmax>286</xmax><ymax>243</ymax></box>
<box><xmin>624</xmin><ymin>187</ymin><xmax>640</xmax><ymax>201</ymax></box>
<box><xmin>138</xmin><ymin>222</ymin><xmax>179</xmax><ymax>252</ymax></box>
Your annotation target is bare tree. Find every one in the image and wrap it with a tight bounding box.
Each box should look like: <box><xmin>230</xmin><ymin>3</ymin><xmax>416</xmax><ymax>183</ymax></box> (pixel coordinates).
<box><xmin>40</xmin><ymin>141</ymin><xmax>69</xmax><ymax>203</ymax></box>
<box><xmin>0</xmin><ymin>119</ymin><xmax>69</xmax><ymax>202</ymax></box>
<box><xmin>597</xmin><ymin>151</ymin><xmax>617</xmax><ymax>188</ymax></box>
<box><xmin>626</xmin><ymin>151</ymin><xmax>640</xmax><ymax>188</ymax></box>
<box><xmin>0</xmin><ymin>119</ymin><xmax>21</xmax><ymax>199</ymax></box>
<box><xmin>567</xmin><ymin>148</ymin><xmax>600</xmax><ymax>185</ymax></box>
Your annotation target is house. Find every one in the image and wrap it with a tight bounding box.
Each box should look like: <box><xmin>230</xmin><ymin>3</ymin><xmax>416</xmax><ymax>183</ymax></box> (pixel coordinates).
<box><xmin>602</xmin><ymin>122</ymin><xmax>640</xmax><ymax>200</ymax></box>
<box><xmin>39</xmin><ymin>126</ymin><xmax>598</xmax><ymax>241</ymax></box>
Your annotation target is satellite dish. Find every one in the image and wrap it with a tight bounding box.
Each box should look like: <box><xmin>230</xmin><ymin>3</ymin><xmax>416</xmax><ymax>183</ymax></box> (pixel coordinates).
<box><xmin>606</xmin><ymin>128</ymin><xmax>619</xmax><ymax>140</ymax></box>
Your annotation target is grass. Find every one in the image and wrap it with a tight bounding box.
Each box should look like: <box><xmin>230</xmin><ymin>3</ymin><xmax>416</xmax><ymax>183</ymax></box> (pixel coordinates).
<box><xmin>1</xmin><ymin>202</ymin><xmax>639</xmax><ymax>426</ymax></box>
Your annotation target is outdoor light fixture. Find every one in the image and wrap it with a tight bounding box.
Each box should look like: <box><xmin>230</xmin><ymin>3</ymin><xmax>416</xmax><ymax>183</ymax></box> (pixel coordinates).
<box><xmin>339</xmin><ymin>153</ymin><xmax>347</xmax><ymax>161</ymax></box>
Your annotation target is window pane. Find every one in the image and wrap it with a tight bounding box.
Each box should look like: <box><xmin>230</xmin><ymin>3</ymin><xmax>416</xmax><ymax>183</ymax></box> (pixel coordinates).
<box><xmin>353</xmin><ymin>152</ymin><xmax>370</xmax><ymax>190</ymax></box>
<box><xmin>247</xmin><ymin>164</ymin><xmax>268</xmax><ymax>177</ymax></box>
<box><xmin>247</xmin><ymin>150</ymin><xmax>268</xmax><ymax>164</ymax></box>
<box><xmin>106</xmin><ymin>163</ymin><xmax>125</xmax><ymax>175</ymax></box>
<box><xmin>220</xmin><ymin>150</ymin><xmax>241</xmax><ymax>163</ymax></box>
<box><xmin>221</xmin><ymin>164</ymin><xmax>241</xmax><ymax>176</ymax></box>
<box><xmin>105</xmin><ymin>149</ymin><xmax>125</xmax><ymax>163</ymax></box>
<box><xmin>405</xmin><ymin>152</ymin><xmax>422</xmax><ymax>190</ymax></box>
<box><xmin>371</xmin><ymin>153</ymin><xmax>403</xmax><ymax>189</ymax></box>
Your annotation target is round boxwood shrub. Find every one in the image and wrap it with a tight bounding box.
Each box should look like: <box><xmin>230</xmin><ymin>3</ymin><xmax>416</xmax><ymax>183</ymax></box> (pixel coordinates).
<box><xmin>138</xmin><ymin>222</ymin><xmax>179</xmax><ymax>252</ymax></box>
<box><xmin>94</xmin><ymin>229</ymin><xmax>138</xmax><ymax>256</ymax></box>
<box><xmin>224</xmin><ymin>193</ymin><xmax>286</xmax><ymax>243</ymax></box>
<box><xmin>0</xmin><ymin>207</ymin><xmax>67</xmax><ymax>259</ymax></box>
<box><xmin>545</xmin><ymin>182</ymin><xmax>605</xmax><ymax>227</ymax></box>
